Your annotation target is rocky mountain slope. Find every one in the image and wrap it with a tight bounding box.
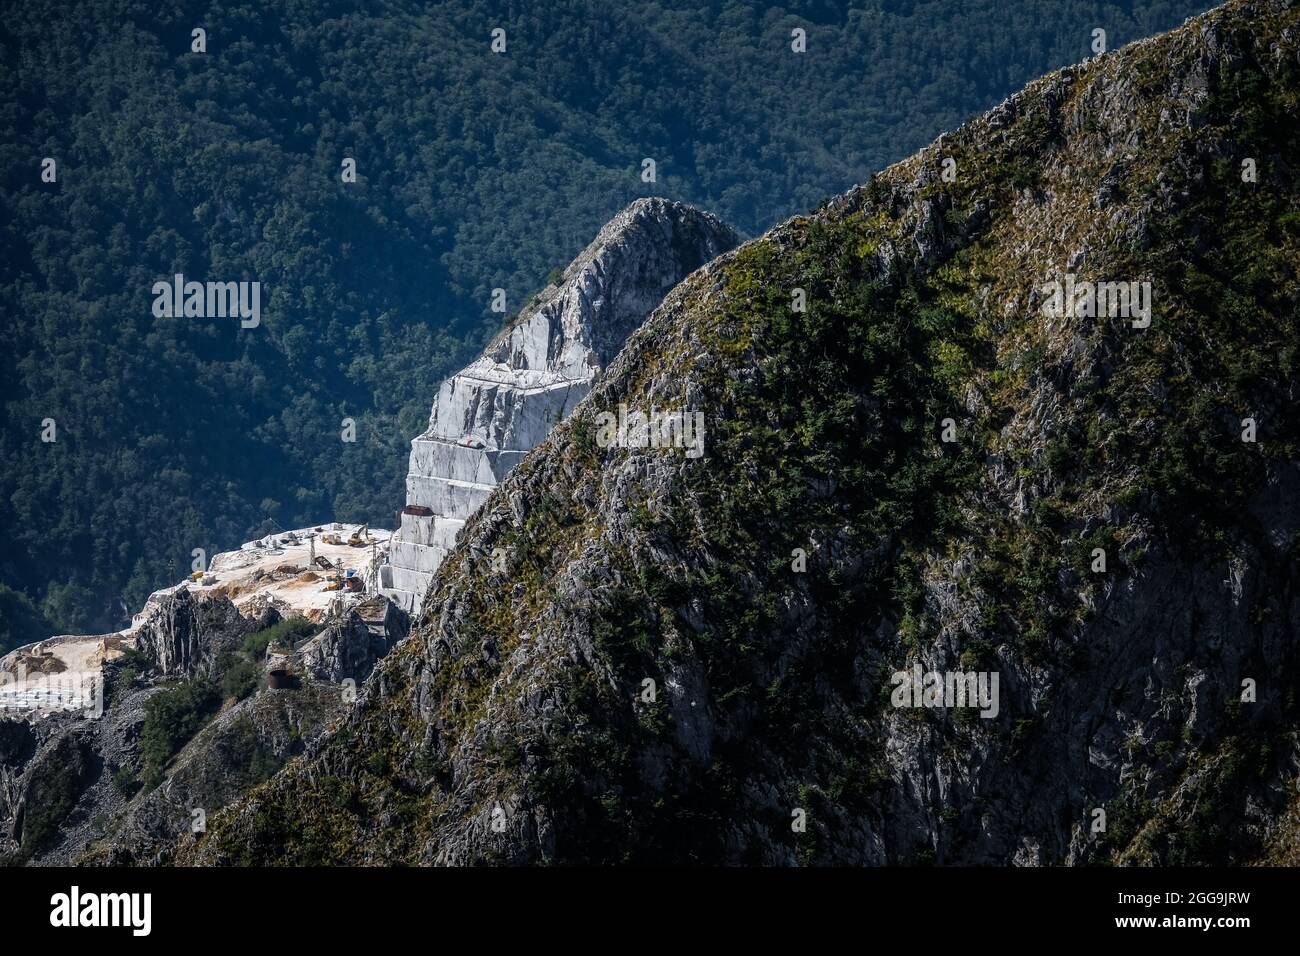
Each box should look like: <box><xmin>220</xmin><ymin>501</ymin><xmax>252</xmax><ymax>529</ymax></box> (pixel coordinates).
<box><xmin>174</xmin><ymin>0</ymin><xmax>1299</xmax><ymax>865</ymax></box>
<box><xmin>0</xmin><ymin>526</ymin><xmax>408</xmax><ymax>866</ymax></box>
<box><xmin>0</xmin><ymin>202</ymin><xmax>734</xmax><ymax>866</ymax></box>
<box><xmin>381</xmin><ymin>199</ymin><xmax>737</xmax><ymax>612</ymax></box>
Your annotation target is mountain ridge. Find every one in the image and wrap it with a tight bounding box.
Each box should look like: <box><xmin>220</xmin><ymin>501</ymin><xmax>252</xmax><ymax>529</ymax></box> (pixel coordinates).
<box><xmin>171</xmin><ymin>0</ymin><xmax>1300</xmax><ymax>865</ymax></box>
<box><xmin>381</xmin><ymin>197</ymin><xmax>737</xmax><ymax>613</ymax></box>
<box><xmin>2</xmin><ymin>0</ymin><xmax>1214</xmax><ymax>651</ymax></box>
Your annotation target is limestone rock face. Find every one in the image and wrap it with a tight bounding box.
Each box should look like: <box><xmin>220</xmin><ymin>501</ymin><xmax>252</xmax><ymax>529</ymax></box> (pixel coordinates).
<box><xmin>83</xmin><ymin>683</ymin><xmax>349</xmax><ymax>866</ymax></box>
<box><xmin>132</xmin><ymin>589</ymin><xmax>252</xmax><ymax>678</ymax></box>
<box><xmin>0</xmin><ymin>721</ymin><xmax>37</xmax><ymax>847</ymax></box>
<box><xmin>380</xmin><ymin>198</ymin><xmax>737</xmax><ymax>613</ymax></box>
<box><xmin>0</xmin><ymin>595</ymin><xmax>398</xmax><ymax>866</ymax></box>
<box><xmin>298</xmin><ymin>598</ymin><xmax>409</xmax><ymax>684</ymax></box>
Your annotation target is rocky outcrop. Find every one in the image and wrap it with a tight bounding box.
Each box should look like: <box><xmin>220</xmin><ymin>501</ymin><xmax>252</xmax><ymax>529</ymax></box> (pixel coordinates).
<box><xmin>0</xmin><ymin>721</ymin><xmax>38</xmax><ymax>847</ymax></box>
<box><xmin>79</xmin><ymin>683</ymin><xmax>348</xmax><ymax>866</ymax></box>
<box><xmin>0</xmin><ymin>595</ymin><xmax>401</xmax><ymax>865</ymax></box>
<box><xmin>298</xmin><ymin>598</ymin><xmax>408</xmax><ymax>684</ymax></box>
<box><xmin>132</xmin><ymin>589</ymin><xmax>252</xmax><ymax>678</ymax></box>
<box><xmin>380</xmin><ymin>198</ymin><xmax>737</xmax><ymax>613</ymax></box>
<box><xmin>1</xmin><ymin>657</ymin><xmax>183</xmax><ymax>864</ymax></box>
<box><xmin>11</xmin><ymin>733</ymin><xmax>94</xmax><ymax>859</ymax></box>
<box><xmin>0</xmin><ymin>515</ymin><xmax>416</xmax><ymax>865</ymax></box>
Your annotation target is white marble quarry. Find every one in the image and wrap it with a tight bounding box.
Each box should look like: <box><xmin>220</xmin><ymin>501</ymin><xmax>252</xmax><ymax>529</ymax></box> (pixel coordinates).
<box><xmin>1</xmin><ymin>524</ymin><xmax>392</xmax><ymax>715</ymax></box>
<box><xmin>405</xmin><ymin>475</ymin><xmax>491</xmax><ymax>520</ymax></box>
<box><xmin>380</xmin><ymin>198</ymin><xmax>736</xmax><ymax>613</ymax></box>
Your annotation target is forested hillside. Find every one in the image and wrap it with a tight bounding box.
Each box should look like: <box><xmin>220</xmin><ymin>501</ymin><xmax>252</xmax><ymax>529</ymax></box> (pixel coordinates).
<box><xmin>0</xmin><ymin>0</ymin><xmax>1209</xmax><ymax>649</ymax></box>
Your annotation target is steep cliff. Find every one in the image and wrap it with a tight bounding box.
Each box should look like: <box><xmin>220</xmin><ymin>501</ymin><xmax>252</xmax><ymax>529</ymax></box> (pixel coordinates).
<box><xmin>186</xmin><ymin>0</ymin><xmax>1300</xmax><ymax>865</ymax></box>
<box><xmin>131</xmin><ymin>590</ymin><xmax>254</xmax><ymax>680</ymax></box>
<box><xmin>381</xmin><ymin>198</ymin><xmax>738</xmax><ymax>612</ymax></box>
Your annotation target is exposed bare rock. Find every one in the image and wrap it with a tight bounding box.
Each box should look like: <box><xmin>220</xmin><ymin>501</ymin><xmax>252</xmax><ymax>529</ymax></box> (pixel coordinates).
<box><xmin>298</xmin><ymin>598</ymin><xmax>409</xmax><ymax>684</ymax></box>
<box><xmin>381</xmin><ymin>198</ymin><xmax>737</xmax><ymax>612</ymax></box>
<box><xmin>132</xmin><ymin>589</ymin><xmax>252</xmax><ymax>679</ymax></box>
<box><xmin>79</xmin><ymin>683</ymin><xmax>348</xmax><ymax>866</ymax></box>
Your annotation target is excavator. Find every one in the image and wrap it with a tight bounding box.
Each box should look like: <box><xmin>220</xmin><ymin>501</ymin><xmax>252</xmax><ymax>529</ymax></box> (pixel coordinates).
<box><xmin>347</xmin><ymin>523</ymin><xmax>369</xmax><ymax>547</ymax></box>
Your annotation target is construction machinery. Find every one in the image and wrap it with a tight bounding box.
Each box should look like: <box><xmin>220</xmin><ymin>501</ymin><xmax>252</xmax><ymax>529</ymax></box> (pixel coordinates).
<box><xmin>347</xmin><ymin>523</ymin><xmax>369</xmax><ymax>547</ymax></box>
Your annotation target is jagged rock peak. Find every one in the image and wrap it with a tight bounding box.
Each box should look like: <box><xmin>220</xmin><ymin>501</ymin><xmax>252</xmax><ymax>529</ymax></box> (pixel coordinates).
<box><xmin>481</xmin><ymin>197</ymin><xmax>738</xmax><ymax>377</ymax></box>
<box><xmin>132</xmin><ymin>589</ymin><xmax>252</xmax><ymax>679</ymax></box>
<box><xmin>380</xmin><ymin>198</ymin><xmax>737</xmax><ymax>613</ymax></box>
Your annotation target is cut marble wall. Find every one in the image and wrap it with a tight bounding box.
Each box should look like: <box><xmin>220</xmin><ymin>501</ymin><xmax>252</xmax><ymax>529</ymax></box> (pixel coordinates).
<box><xmin>380</xmin><ymin>198</ymin><xmax>736</xmax><ymax>613</ymax></box>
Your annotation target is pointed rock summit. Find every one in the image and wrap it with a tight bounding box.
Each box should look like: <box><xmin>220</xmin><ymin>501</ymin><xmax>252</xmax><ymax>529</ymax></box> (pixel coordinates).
<box><xmin>380</xmin><ymin>198</ymin><xmax>737</xmax><ymax>612</ymax></box>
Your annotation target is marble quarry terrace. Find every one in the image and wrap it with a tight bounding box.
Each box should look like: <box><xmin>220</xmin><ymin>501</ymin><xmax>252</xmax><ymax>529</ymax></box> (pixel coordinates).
<box><xmin>380</xmin><ymin>197</ymin><xmax>737</xmax><ymax>612</ymax></box>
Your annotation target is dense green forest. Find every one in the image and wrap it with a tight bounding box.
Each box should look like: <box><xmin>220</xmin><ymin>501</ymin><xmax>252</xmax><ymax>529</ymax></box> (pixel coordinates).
<box><xmin>0</xmin><ymin>0</ymin><xmax>1209</xmax><ymax>650</ymax></box>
